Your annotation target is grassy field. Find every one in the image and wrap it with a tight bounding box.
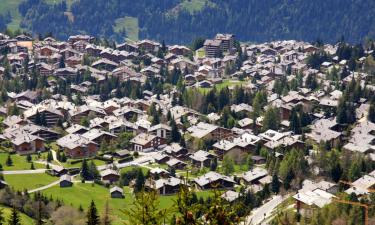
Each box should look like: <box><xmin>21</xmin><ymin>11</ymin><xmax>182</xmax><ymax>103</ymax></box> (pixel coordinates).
<box><xmin>42</xmin><ymin>183</ymin><xmax>212</xmax><ymax>224</ymax></box>
<box><xmin>179</xmin><ymin>0</ymin><xmax>214</xmax><ymax>14</ymax></box>
<box><xmin>0</xmin><ymin>205</ymin><xmax>34</xmax><ymax>225</ymax></box>
<box><xmin>114</xmin><ymin>16</ymin><xmax>139</xmax><ymax>41</ymax></box>
<box><xmin>4</xmin><ymin>173</ymin><xmax>58</xmax><ymax>191</ymax></box>
<box><xmin>60</xmin><ymin>159</ymin><xmax>107</xmax><ymax>169</ymax></box>
<box><xmin>197</xmin><ymin>79</ymin><xmax>248</xmax><ymax>94</ymax></box>
<box><xmin>0</xmin><ymin>153</ymin><xmax>44</xmax><ymax>170</ymax></box>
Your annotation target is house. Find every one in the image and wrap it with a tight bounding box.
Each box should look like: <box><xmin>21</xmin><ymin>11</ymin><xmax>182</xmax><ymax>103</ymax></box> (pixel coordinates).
<box><xmin>306</xmin><ymin>118</ymin><xmax>342</xmax><ymax>147</ymax></box>
<box><xmin>130</xmin><ymin>133</ymin><xmax>167</xmax><ymax>152</ymax></box>
<box><xmin>51</xmin><ymin>165</ymin><xmax>67</xmax><ymax>177</ymax></box>
<box><xmin>153</xmin><ymin>152</ymin><xmax>170</xmax><ymax>164</ymax></box>
<box><xmin>149</xmin><ymin>124</ymin><xmax>171</xmax><ymax>139</ymax></box>
<box><xmin>166</xmin><ymin>158</ymin><xmax>187</xmax><ymax>170</ymax></box>
<box><xmin>345</xmin><ymin>171</ymin><xmax>375</xmax><ymax>196</ymax></box>
<box><xmin>24</xmin><ymin>106</ymin><xmax>64</xmax><ymax>127</ymax></box>
<box><xmin>240</xmin><ymin>167</ymin><xmax>268</xmax><ymax>185</ymax></box>
<box><xmin>3</xmin><ymin>128</ymin><xmax>45</xmax><ymax>154</ymax></box>
<box><xmin>56</xmin><ymin>134</ymin><xmax>99</xmax><ymax>158</ymax></box>
<box><xmin>194</xmin><ymin>171</ymin><xmax>235</xmax><ymax>190</ymax></box>
<box><xmin>215</xmin><ymin>34</ymin><xmax>235</xmax><ymax>52</ymax></box>
<box><xmin>293</xmin><ymin>188</ymin><xmax>335</xmax><ymax>217</ymax></box>
<box><xmin>149</xmin><ymin>168</ymin><xmax>170</xmax><ymax>179</ymax></box>
<box><xmin>163</xmin><ymin>143</ymin><xmax>188</xmax><ymax>159</ymax></box>
<box><xmin>221</xmin><ymin>190</ymin><xmax>239</xmax><ymax>202</ymax></box>
<box><xmin>101</xmin><ymin>169</ymin><xmax>120</xmax><ymax>183</ymax></box>
<box><xmin>110</xmin><ymin>186</ymin><xmax>124</xmax><ymax>198</ymax></box>
<box><xmin>113</xmin><ymin>149</ymin><xmax>132</xmax><ymax>159</ymax></box>
<box><xmin>187</xmin><ymin>122</ymin><xmax>233</xmax><ymax>142</ymax></box>
<box><xmin>59</xmin><ymin>174</ymin><xmax>73</xmax><ymax>187</ymax></box>
<box><xmin>189</xmin><ymin>150</ymin><xmax>216</xmax><ymax>168</ymax></box>
<box><xmin>146</xmin><ymin>177</ymin><xmax>183</xmax><ymax>195</ymax></box>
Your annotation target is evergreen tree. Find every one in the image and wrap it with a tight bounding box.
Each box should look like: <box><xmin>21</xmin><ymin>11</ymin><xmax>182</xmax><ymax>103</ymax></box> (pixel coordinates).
<box><xmin>86</xmin><ymin>200</ymin><xmax>100</xmax><ymax>225</ymax></box>
<box><xmin>80</xmin><ymin>159</ymin><xmax>90</xmax><ymax>180</ymax></box>
<box><xmin>5</xmin><ymin>154</ymin><xmax>12</xmax><ymax>167</ymax></box>
<box><xmin>289</xmin><ymin>108</ymin><xmax>302</xmax><ymax>134</ymax></box>
<box><xmin>271</xmin><ymin>174</ymin><xmax>280</xmax><ymax>194</ymax></box>
<box><xmin>170</xmin><ymin>119</ymin><xmax>181</xmax><ymax>143</ymax></box>
<box><xmin>7</xmin><ymin>206</ymin><xmax>20</xmax><ymax>225</ymax></box>
<box><xmin>222</xmin><ymin>156</ymin><xmax>234</xmax><ymax>175</ymax></box>
<box><xmin>46</xmin><ymin>151</ymin><xmax>53</xmax><ymax>162</ymax></box>
<box><xmin>26</xmin><ymin>154</ymin><xmax>32</xmax><ymax>163</ymax></box>
<box><xmin>30</xmin><ymin>162</ymin><xmax>35</xmax><ymax>170</ymax></box>
<box><xmin>134</xmin><ymin>169</ymin><xmax>145</xmax><ymax>192</ymax></box>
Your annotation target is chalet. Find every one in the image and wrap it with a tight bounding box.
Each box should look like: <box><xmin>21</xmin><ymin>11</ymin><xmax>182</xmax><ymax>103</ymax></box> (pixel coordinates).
<box><xmin>149</xmin><ymin>124</ymin><xmax>171</xmax><ymax>139</ymax></box>
<box><xmin>187</xmin><ymin>122</ymin><xmax>233</xmax><ymax>142</ymax></box>
<box><xmin>240</xmin><ymin>167</ymin><xmax>268</xmax><ymax>185</ymax></box>
<box><xmin>117</xmin><ymin>42</ymin><xmax>139</xmax><ymax>52</ymax></box>
<box><xmin>221</xmin><ymin>190</ymin><xmax>240</xmax><ymax>202</ymax></box>
<box><xmin>137</xmin><ymin>40</ymin><xmax>160</xmax><ymax>53</ymax></box>
<box><xmin>113</xmin><ymin>149</ymin><xmax>132</xmax><ymax>159</ymax></box>
<box><xmin>163</xmin><ymin>143</ymin><xmax>188</xmax><ymax>159</ymax></box>
<box><xmin>69</xmin><ymin>105</ymin><xmax>106</xmax><ymax>124</ymax></box>
<box><xmin>345</xmin><ymin>171</ymin><xmax>375</xmax><ymax>196</ymax></box>
<box><xmin>130</xmin><ymin>133</ymin><xmax>167</xmax><ymax>152</ymax></box>
<box><xmin>194</xmin><ymin>172</ymin><xmax>235</xmax><ymax>190</ymax></box>
<box><xmin>149</xmin><ymin>168</ymin><xmax>170</xmax><ymax>179</ymax></box>
<box><xmin>59</xmin><ymin>175</ymin><xmax>73</xmax><ymax>187</ymax></box>
<box><xmin>66</xmin><ymin>124</ymin><xmax>90</xmax><ymax>134</ymax></box>
<box><xmin>81</xmin><ymin>129</ymin><xmax>117</xmax><ymax>144</ymax></box>
<box><xmin>54</xmin><ymin>67</ymin><xmax>78</xmax><ymax>78</ymax></box>
<box><xmin>146</xmin><ymin>177</ymin><xmax>183</xmax><ymax>195</ymax></box>
<box><xmin>306</xmin><ymin>118</ymin><xmax>342</xmax><ymax>147</ymax></box>
<box><xmin>189</xmin><ymin>150</ymin><xmax>216</xmax><ymax>168</ymax></box>
<box><xmin>51</xmin><ymin>165</ymin><xmax>68</xmax><ymax>177</ymax></box>
<box><xmin>101</xmin><ymin>169</ymin><xmax>120</xmax><ymax>183</ymax></box>
<box><xmin>110</xmin><ymin>186</ymin><xmax>124</xmax><ymax>198</ymax></box>
<box><xmin>56</xmin><ymin>134</ymin><xmax>99</xmax><ymax>158</ymax></box>
<box><xmin>168</xmin><ymin>45</ymin><xmax>191</xmax><ymax>56</ymax></box>
<box><xmin>68</xmin><ymin>35</ymin><xmax>94</xmax><ymax>45</ymax></box>
<box><xmin>24</xmin><ymin>106</ymin><xmax>64</xmax><ymax>127</ymax></box>
<box><xmin>166</xmin><ymin>158</ymin><xmax>187</xmax><ymax>170</ymax></box>
<box><xmin>153</xmin><ymin>152</ymin><xmax>170</xmax><ymax>164</ymax></box>
<box><xmin>92</xmin><ymin>58</ymin><xmax>118</xmax><ymax>71</ymax></box>
<box><xmin>7</xmin><ymin>131</ymin><xmax>45</xmax><ymax>155</ymax></box>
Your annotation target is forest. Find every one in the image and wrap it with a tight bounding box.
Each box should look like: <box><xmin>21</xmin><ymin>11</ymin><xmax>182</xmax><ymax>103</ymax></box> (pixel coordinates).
<box><xmin>7</xmin><ymin>0</ymin><xmax>375</xmax><ymax>44</ymax></box>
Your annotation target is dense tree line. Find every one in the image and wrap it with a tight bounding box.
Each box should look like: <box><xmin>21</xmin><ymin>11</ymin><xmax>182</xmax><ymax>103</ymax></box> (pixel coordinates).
<box><xmin>14</xmin><ymin>0</ymin><xmax>375</xmax><ymax>43</ymax></box>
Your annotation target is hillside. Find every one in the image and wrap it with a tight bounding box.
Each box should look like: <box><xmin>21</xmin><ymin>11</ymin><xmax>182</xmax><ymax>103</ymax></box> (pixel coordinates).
<box><xmin>1</xmin><ymin>0</ymin><xmax>375</xmax><ymax>43</ymax></box>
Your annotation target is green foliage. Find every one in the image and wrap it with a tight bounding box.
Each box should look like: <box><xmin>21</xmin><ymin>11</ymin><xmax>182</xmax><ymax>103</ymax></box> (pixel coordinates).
<box><xmin>222</xmin><ymin>155</ymin><xmax>234</xmax><ymax>175</ymax></box>
<box><xmin>86</xmin><ymin>200</ymin><xmax>100</xmax><ymax>225</ymax></box>
<box><xmin>7</xmin><ymin>206</ymin><xmax>20</xmax><ymax>225</ymax></box>
<box><xmin>262</xmin><ymin>107</ymin><xmax>280</xmax><ymax>132</ymax></box>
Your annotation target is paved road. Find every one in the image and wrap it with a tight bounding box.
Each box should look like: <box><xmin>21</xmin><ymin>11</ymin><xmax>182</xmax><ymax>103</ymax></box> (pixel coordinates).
<box><xmin>1</xmin><ymin>169</ymin><xmax>47</xmax><ymax>175</ymax></box>
<box><xmin>245</xmin><ymin>194</ymin><xmax>290</xmax><ymax>225</ymax></box>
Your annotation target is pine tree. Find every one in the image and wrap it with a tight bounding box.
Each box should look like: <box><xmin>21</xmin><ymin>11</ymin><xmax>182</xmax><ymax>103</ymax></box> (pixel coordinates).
<box><xmin>86</xmin><ymin>200</ymin><xmax>100</xmax><ymax>225</ymax></box>
<box><xmin>7</xmin><ymin>206</ymin><xmax>20</xmax><ymax>225</ymax></box>
<box><xmin>30</xmin><ymin>162</ymin><xmax>35</xmax><ymax>170</ymax></box>
<box><xmin>46</xmin><ymin>151</ymin><xmax>53</xmax><ymax>162</ymax></box>
<box><xmin>271</xmin><ymin>174</ymin><xmax>280</xmax><ymax>194</ymax></box>
<box><xmin>26</xmin><ymin>154</ymin><xmax>32</xmax><ymax>163</ymax></box>
<box><xmin>5</xmin><ymin>154</ymin><xmax>12</xmax><ymax>166</ymax></box>
<box><xmin>170</xmin><ymin>119</ymin><xmax>181</xmax><ymax>143</ymax></box>
<box><xmin>134</xmin><ymin>169</ymin><xmax>145</xmax><ymax>192</ymax></box>
<box><xmin>289</xmin><ymin>109</ymin><xmax>302</xmax><ymax>134</ymax></box>
<box><xmin>80</xmin><ymin>159</ymin><xmax>90</xmax><ymax>180</ymax></box>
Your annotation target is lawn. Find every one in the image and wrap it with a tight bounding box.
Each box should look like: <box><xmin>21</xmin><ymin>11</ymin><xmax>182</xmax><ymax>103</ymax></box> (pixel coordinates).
<box><xmin>120</xmin><ymin>165</ymin><xmax>149</xmax><ymax>175</ymax></box>
<box><xmin>179</xmin><ymin>0</ymin><xmax>214</xmax><ymax>14</ymax></box>
<box><xmin>42</xmin><ymin>183</ymin><xmax>213</xmax><ymax>224</ymax></box>
<box><xmin>0</xmin><ymin>205</ymin><xmax>34</xmax><ymax>225</ymax></box>
<box><xmin>4</xmin><ymin>173</ymin><xmax>58</xmax><ymax>191</ymax></box>
<box><xmin>60</xmin><ymin>159</ymin><xmax>107</xmax><ymax>169</ymax></box>
<box><xmin>197</xmin><ymin>79</ymin><xmax>247</xmax><ymax>94</ymax></box>
<box><xmin>114</xmin><ymin>16</ymin><xmax>139</xmax><ymax>41</ymax></box>
<box><xmin>0</xmin><ymin>153</ymin><xmax>44</xmax><ymax>170</ymax></box>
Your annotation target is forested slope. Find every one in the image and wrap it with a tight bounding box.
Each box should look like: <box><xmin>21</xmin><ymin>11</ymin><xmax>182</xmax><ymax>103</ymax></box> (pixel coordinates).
<box><xmin>4</xmin><ymin>0</ymin><xmax>375</xmax><ymax>43</ymax></box>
